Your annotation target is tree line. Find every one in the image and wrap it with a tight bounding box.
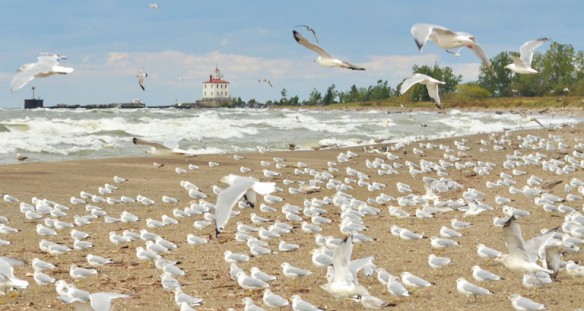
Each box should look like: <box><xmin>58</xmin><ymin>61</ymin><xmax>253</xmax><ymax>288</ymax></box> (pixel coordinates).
<box><xmin>236</xmin><ymin>41</ymin><xmax>584</xmax><ymax>107</ymax></box>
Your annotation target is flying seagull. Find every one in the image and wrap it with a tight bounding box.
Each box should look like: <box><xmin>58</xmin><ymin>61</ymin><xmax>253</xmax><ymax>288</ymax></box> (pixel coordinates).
<box><xmin>505</xmin><ymin>37</ymin><xmax>550</xmax><ymax>74</ymax></box>
<box><xmin>214</xmin><ymin>174</ymin><xmax>276</xmax><ymax>236</ymax></box>
<box><xmin>60</xmin><ymin>291</ymin><xmax>129</xmax><ymax>311</ymax></box>
<box><xmin>10</xmin><ymin>53</ymin><xmax>74</xmax><ymax>92</ymax></box>
<box><xmin>321</xmin><ymin>234</ymin><xmax>370</xmax><ymax>298</ymax></box>
<box><xmin>258</xmin><ymin>79</ymin><xmax>273</xmax><ymax>88</ymax></box>
<box><xmin>137</xmin><ymin>70</ymin><xmax>148</xmax><ymax>91</ymax></box>
<box><xmin>292</xmin><ymin>30</ymin><xmax>365</xmax><ymax>70</ymax></box>
<box><xmin>132</xmin><ymin>137</ymin><xmax>195</xmax><ymax>157</ymax></box>
<box><xmin>399</xmin><ymin>73</ymin><xmax>446</xmax><ymax>109</ymax></box>
<box><xmin>411</xmin><ymin>24</ymin><xmax>492</xmax><ymax>71</ymax></box>
<box><xmin>495</xmin><ymin>216</ymin><xmax>554</xmax><ymax>275</ymax></box>
<box><xmin>294</xmin><ymin>24</ymin><xmax>319</xmax><ymax>43</ymax></box>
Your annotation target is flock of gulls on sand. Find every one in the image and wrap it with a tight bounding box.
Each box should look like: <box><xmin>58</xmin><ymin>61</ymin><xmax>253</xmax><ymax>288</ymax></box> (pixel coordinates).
<box><xmin>9</xmin><ymin>22</ymin><xmax>551</xmax><ymax>112</ymax></box>
<box><xmin>1</xmin><ymin>121</ymin><xmax>584</xmax><ymax>310</ymax></box>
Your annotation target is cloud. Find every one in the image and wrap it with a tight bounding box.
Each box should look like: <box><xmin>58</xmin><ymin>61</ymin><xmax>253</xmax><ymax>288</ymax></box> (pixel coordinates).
<box><xmin>106</xmin><ymin>52</ymin><xmax>129</xmax><ymax>65</ymax></box>
<box><xmin>450</xmin><ymin>63</ymin><xmax>481</xmax><ymax>82</ymax></box>
<box><xmin>361</xmin><ymin>54</ymin><xmax>438</xmax><ymax>83</ymax></box>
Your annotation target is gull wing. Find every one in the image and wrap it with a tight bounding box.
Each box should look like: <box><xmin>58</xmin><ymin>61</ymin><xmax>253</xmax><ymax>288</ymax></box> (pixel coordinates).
<box><xmin>132</xmin><ymin>137</ymin><xmax>192</xmax><ymax>156</ymax></box>
<box><xmin>469</xmin><ymin>42</ymin><xmax>493</xmax><ymax>72</ymax></box>
<box><xmin>293</xmin><ymin>30</ymin><xmax>332</xmax><ymax>59</ymax></box>
<box><xmin>411</xmin><ymin>24</ymin><xmax>452</xmax><ymax>51</ymax></box>
<box><xmin>543</xmin><ymin>242</ymin><xmax>562</xmax><ymax>275</ymax></box>
<box><xmin>295</xmin><ymin>25</ymin><xmax>319</xmax><ymax>43</ymax></box>
<box><xmin>340</xmin><ymin>61</ymin><xmax>366</xmax><ymax>71</ymax></box>
<box><xmin>59</xmin><ymin>295</ymin><xmax>92</xmax><ymax>311</ymax></box>
<box><xmin>138</xmin><ymin>77</ymin><xmax>145</xmax><ymax>91</ymax></box>
<box><xmin>349</xmin><ymin>256</ymin><xmax>375</xmax><ymax>277</ymax></box>
<box><xmin>0</xmin><ymin>257</ymin><xmax>24</xmax><ymax>267</ymax></box>
<box><xmin>90</xmin><ymin>292</ymin><xmax>129</xmax><ymax>311</ymax></box>
<box><xmin>524</xmin><ymin>227</ymin><xmax>559</xmax><ymax>261</ymax></box>
<box><xmin>519</xmin><ymin>37</ymin><xmax>549</xmax><ymax>67</ymax></box>
<box><xmin>502</xmin><ymin>216</ymin><xmax>531</xmax><ymax>262</ymax></box>
<box><xmin>399</xmin><ymin>73</ymin><xmax>430</xmax><ymax>95</ymax></box>
<box><xmin>510</xmin><ymin>55</ymin><xmax>526</xmax><ymax>67</ymax></box>
<box><xmin>10</xmin><ymin>63</ymin><xmax>46</xmax><ymax>92</ymax></box>
<box><xmin>215</xmin><ymin>178</ymin><xmax>256</xmax><ymax>233</ymax></box>
<box><xmin>332</xmin><ymin>234</ymin><xmax>354</xmax><ymax>285</ymax></box>
<box><xmin>425</xmin><ymin>83</ymin><xmax>442</xmax><ymax>109</ymax></box>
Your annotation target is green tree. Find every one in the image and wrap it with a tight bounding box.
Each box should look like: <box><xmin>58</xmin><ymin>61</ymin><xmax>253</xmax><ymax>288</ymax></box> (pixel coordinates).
<box><xmin>539</xmin><ymin>42</ymin><xmax>576</xmax><ymax>93</ymax></box>
<box><xmin>307</xmin><ymin>88</ymin><xmax>322</xmax><ymax>106</ymax></box>
<box><xmin>456</xmin><ymin>83</ymin><xmax>492</xmax><ymax>100</ymax></box>
<box><xmin>322</xmin><ymin>84</ymin><xmax>337</xmax><ymax>105</ymax></box>
<box><xmin>477</xmin><ymin>52</ymin><xmax>514</xmax><ymax>97</ymax></box>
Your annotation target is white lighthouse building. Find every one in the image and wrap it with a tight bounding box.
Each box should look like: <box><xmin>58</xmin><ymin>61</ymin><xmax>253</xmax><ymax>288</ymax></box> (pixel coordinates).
<box><xmin>202</xmin><ymin>67</ymin><xmax>230</xmax><ymax>100</ymax></box>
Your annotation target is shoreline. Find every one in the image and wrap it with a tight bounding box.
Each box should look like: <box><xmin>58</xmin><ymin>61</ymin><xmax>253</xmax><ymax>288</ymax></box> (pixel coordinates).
<box><xmin>0</xmin><ymin>122</ymin><xmax>583</xmax><ymax>310</ymax></box>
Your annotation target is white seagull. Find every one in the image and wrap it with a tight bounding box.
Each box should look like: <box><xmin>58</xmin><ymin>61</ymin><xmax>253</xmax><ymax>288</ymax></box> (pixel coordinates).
<box><xmin>10</xmin><ymin>53</ymin><xmax>74</xmax><ymax>92</ymax></box>
<box><xmin>59</xmin><ymin>291</ymin><xmax>129</xmax><ymax>311</ymax></box>
<box><xmin>132</xmin><ymin>137</ymin><xmax>195</xmax><ymax>157</ymax></box>
<box><xmin>215</xmin><ymin>174</ymin><xmax>276</xmax><ymax>236</ymax></box>
<box><xmin>495</xmin><ymin>216</ymin><xmax>554</xmax><ymax>275</ymax></box>
<box><xmin>505</xmin><ymin>38</ymin><xmax>550</xmax><ymax>74</ymax></box>
<box><xmin>320</xmin><ymin>234</ymin><xmax>370</xmax><ymax>298</ymax></box>
<box><xmin>137</xmin><ymin>70</ymin><xmax>148</xmax><ymax>91</ymax></box>
<box><xmin>292</xmin><ymin>30</ymin><xmax>365</xmax><ymax>70</ymax></box>
<box><xmin>508</xmin><ymin>294</ymin><xmax>547</xmax><ymax>311</ymax></box>
<box><xmin>456</xmin><ymin>277</ymin><xmax>493</xmax><ymax>299</ymax></box>
<box><xmin>411</xmin><ymin>24</ymin><xmax>492</xmax><ymax>71</ymax></box>
<box><xmin>399</xmin><ymin>73</ymin><xmax>446</xmax><ymax>109</ymax></box>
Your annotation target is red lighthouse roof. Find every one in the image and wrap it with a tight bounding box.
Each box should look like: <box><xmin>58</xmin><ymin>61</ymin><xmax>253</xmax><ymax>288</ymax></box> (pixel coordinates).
<box><xmin>203</xmin><ymin>67</ymin><xmax>229</xmax><ymax>83</ymax></box>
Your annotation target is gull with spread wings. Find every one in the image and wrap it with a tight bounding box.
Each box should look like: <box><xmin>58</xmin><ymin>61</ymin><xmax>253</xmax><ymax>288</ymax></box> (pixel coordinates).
<box><xmin>10</xmin><ymin>53</ymin><xmax>74</xmax><ymax>92</ymax></box>
<box><xmin>399</xmin><ymin>73</ymin><xmax>445</xmax><ymax>109</ymax></box>
<box><xmin>292</xmin><ymin>30</ymin><xmax>365</xmax><ymax>71</ymax></box>
<box><xmin>214</xmin><ymin>174</ymin><xmax>276</xmax><ymax>236</ymax></box>
<box><xmin>505</xmin><ymin>37</ymin><xmax>550</xmax><ymax>74</ymax></box>
<box><xmin>496</xmin><ymin>216</ymin><xmax>554</xmax><ymax>276</ymax></box>
<box><xmin>411</xmin><ymin>24</ymin><xmax>492</xmax><ymax>72</ymax></box>
<box><xmin>132</xmin><ymin>137</ymin><xmax>195</xmax><ymax>157</ymax></box>
<box><xmin>137</xmin><ymin>70</ymin><xmax>148</xmax><ymax>91</ymax></box>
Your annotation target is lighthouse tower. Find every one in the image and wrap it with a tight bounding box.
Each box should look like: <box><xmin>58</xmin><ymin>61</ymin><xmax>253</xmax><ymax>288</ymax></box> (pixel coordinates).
<box><xmin>202</xmin><ymin>67</ymin><xmax>231</xmax><ymax>101</ymax></box>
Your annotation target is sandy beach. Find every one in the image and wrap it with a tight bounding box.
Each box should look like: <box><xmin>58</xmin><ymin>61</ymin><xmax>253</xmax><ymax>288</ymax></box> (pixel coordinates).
<box><xmin>1</xmin><ymin>120</ymin><xmax>584</xmax><ymax>310</ymax></box>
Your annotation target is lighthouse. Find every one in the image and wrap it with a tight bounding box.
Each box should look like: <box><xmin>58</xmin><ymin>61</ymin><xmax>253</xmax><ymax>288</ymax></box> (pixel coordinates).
<box><xmin>197</xmin><ymin>67</ymin><xmax>233</xmax><ymax>107</ymax></box>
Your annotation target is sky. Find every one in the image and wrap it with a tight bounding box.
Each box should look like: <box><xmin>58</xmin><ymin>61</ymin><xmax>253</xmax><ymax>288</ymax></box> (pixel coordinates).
<box><xmin>0</xmin><ymin>1</ymin><xmax>583</xmax><ymax>108</ymax></box>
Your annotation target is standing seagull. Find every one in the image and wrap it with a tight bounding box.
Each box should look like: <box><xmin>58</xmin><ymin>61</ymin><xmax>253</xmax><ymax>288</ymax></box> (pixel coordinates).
<box><xmin>411</xmin><ymin>24</ymin><xmax>492</xmax><ymax>71</ymax></box>
<box><xmin>294</xmin><ymin>25</ymin><xmax>319</xmax><ymax>43</ymax></box>
<box><xmin>399</xmin><ymin>73</ymin><xmax>446</xmax><ymax>109</ymax></box>
<box><xmin>10</xmin><ymin>53</ymin><xmax>74</xmax><ymax>92</ymax></box>
<box><xmin>505</xmin><ymin>38</ymin><xmax>550</xmax><ymax>74</ymax></box>
<box><xmin>292</xmin><ymin>30</ymin><xmax>365</xmax><ymax>70</ymax></box>
<box><xmin>214</xmin><ymin>175</ymin><xmax>276</xmax><ymax>236</ymax></box>
<box><xmin>137</xmin><ymin>70</ymin><xmax>148</xmax><ymax>91</ymax></box>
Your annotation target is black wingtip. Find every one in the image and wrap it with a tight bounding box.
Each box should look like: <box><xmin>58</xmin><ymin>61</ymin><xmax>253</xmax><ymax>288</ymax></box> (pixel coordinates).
<box><xmin>132</xmin><ymin>137</ymin><xmax>138</xmax><ymax>144</ymax></box>
<box><xmin>414</xmin><ymin>39</ymin><xmax>423</xmax><ymax>51</ymax></box>
<box><xmin>215</xmin><ymin>227</ymin><xmax>221</xmax><ymax>238</ymax></box>
<box><xmin>502</xmin><ymin>215</ymin><xmax>516</xmax><ymax>228</ymax></box>
<box><xmin>292</xmin><ymin>30</ymin><xmax>301</xmax><ymax>43</ymax></box>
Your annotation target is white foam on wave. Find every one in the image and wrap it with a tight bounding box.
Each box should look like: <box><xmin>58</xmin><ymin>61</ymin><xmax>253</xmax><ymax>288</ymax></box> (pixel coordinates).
<box><xmin>0</xmin><ymin>108</ymin><xmax>581</xmax><ymax>164</ymax></box>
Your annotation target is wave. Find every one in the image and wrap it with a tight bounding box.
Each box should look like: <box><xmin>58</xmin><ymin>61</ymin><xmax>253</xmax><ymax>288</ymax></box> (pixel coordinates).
<box><xmin>0</xmin><ymin>108</ymin><xmax>581</xmax><ymax>164</ymax></box>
